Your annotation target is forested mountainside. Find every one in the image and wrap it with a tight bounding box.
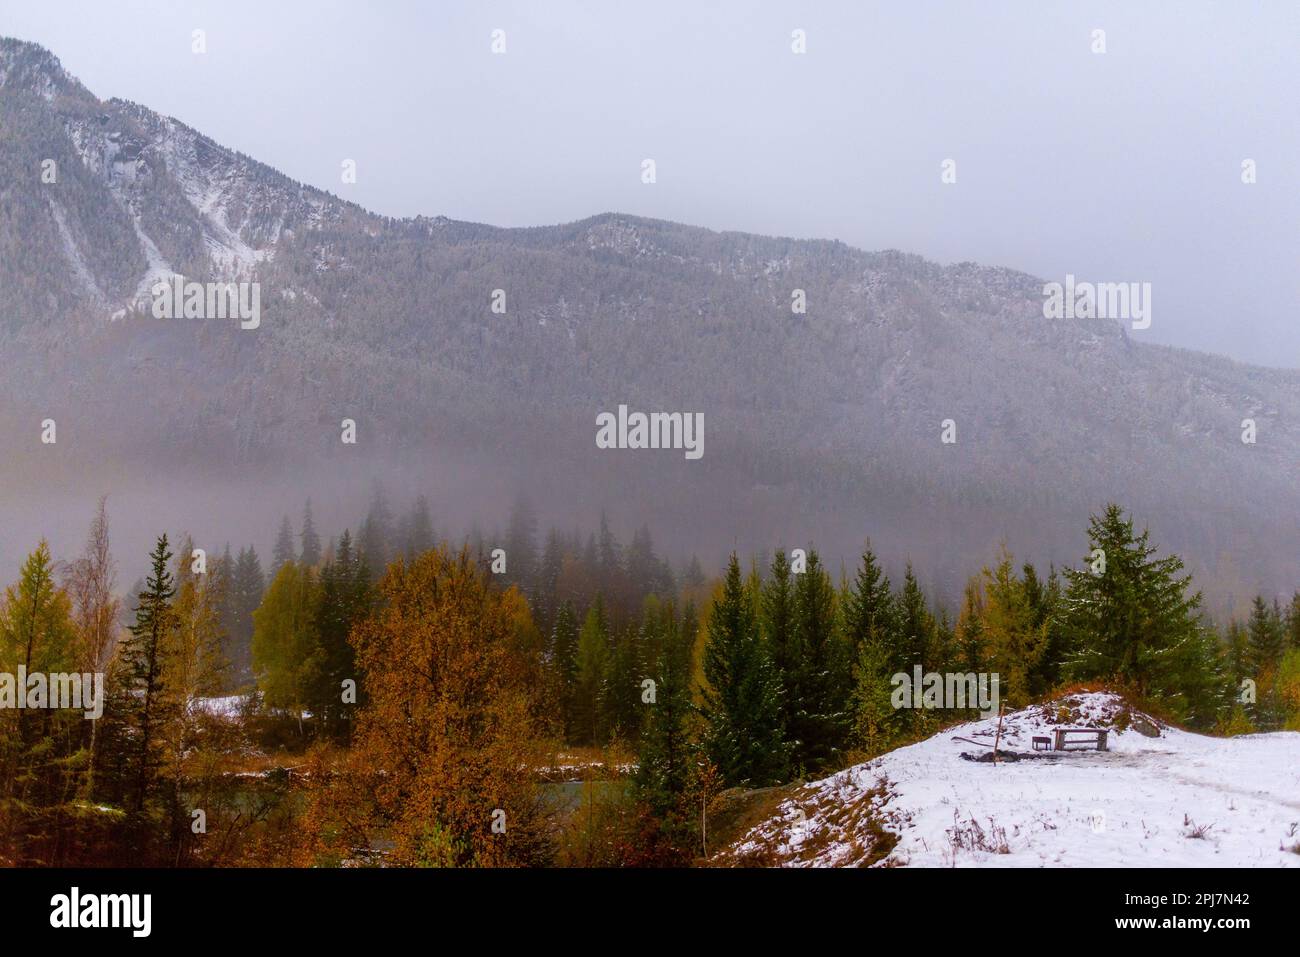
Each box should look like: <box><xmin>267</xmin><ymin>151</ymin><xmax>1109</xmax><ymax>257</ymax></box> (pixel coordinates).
<box><xmin>2</xmin><ymin>36</ymin><xmax>1296</xmax><ymax>604</ymax></box>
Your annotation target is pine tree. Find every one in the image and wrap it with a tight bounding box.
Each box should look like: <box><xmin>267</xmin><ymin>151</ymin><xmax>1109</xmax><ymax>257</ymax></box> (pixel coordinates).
<box><xmin>550</xmin><ymin>600</ymin><xmax>580</xmax><ymax>740</ymax></box>
<box><xmin>1246</xmin><ymin>595</ymin><xmax>1287</xmax><ymax>676</ymax></box>
<box><xmin>700</xmin><ymin>554</ymin><xmax>789</xmax><ymax>787</ymax></box>
<box><xmin>121</xmin><ymin>535</ymin><xmax>178</xmax><ymax>814</ymax></box>
<box><xmin>1224</xmin><ymin>619</ymin><xmax>1250</xmax><ymax>684</ymax></box>
<box><xmin>1245</xmin><ymin>595</ymin><xmax>1288</xmax><ymax>729</ymax></box>
<box><xmin>1062</xmin><ymin>504</ymin><xmax>1227</xmax><ymax>727</ymax></box>
<box><xmin>299</xmin><ymin>499</ymin><xmax>322</xmax><ymax>568</ymax></box>
<box><xmin>788</xmin><ymin>549</ymin><xmax>850</xmax><ymax>776</ymax></box>
<box><xmin>503</xmin><ymin>496</ymin><xmax>539</xmax><ymax>599</ymax></box>
<box><xmin>228</xmin><ymin>546</ymin><xmax>264</xmax><ymax>685</ymax></box>
<box><xmin>272</xmin><ymin>515</ymin><xmax>295</xmax><ymax>571</ymax></box>
<box><xmin>605</xmin><ymin>622</ymin><xmax>644</xmax><ymax>744</ymax></box>
<box><xmin>403</xmin><ymin>495</ymin><xmax>435</xmax><ymax>559</ymax></box>
<box><xmin>535</xmin><ymin>529</ymin><xmax>565</xmax><ymax>635</ymax></box>
<box><xmin>360</xmin><ymin>484</ymin><xmax>394</xmax><ymax>570</ymax></box>
<box><xmin>633</xmin><ymin>605</ymin><xmax>697</xmax><ymax>859</ymax></box>
<box><xmin>683</xmin><ymin>555</ymin><xmax>705</xmax><ymax>589</ymax></box>
<box><xmin>1024</xmin><ymin>563</ymin><xmax>1067</xmax><ymax>696</ymax></box>
<box><xmin>953</xmin><ymin>577</ymin><xmax>987</xmax><ymax>672</ymax></box>
<box><xmin>309</xmin><ymin>529</ymin><xmax>371</xmax><ymax>738</ymax></box>
<box><xmin>760</xmin><ymin>549</ymin><xmax>797</xmax><ymax>731</ymax></box>
<box><xmin>843</xmin><ymin>543</ymin><xmax>894</xmax><ymax>661</ymax></box>
<box><xmin>894</xmin><ymin>564</ymin><xmax>932</xmax><ymax>672</ymax></box>
<box><xmin>574</xmin><ymin>596</ymin><xmax>610</xmax><ymax>745</ymax></box>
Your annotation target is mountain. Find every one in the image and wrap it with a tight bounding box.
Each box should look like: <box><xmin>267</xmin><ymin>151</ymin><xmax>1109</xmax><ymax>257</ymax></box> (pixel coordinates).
<box><xmin>1</xmin><ymin>37</ymin><xmax>1296</xmax><ymax>604</ymax></box>
<box><xmin>716</xmin><ymin>691</ymin><xmax>1300</xmax><ymax>867</ymax></box>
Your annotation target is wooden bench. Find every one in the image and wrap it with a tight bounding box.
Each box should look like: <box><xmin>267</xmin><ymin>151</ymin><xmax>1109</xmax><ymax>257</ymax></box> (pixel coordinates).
<box><xmin>1031</xmin><ymin>736</ymin><xmax>1053</xmax><ymax>751</ymax></box>
<box><xmin>1053</xmin><ymin>728</ymin><xmax>1108</xmax><ymax>751</ymax></box>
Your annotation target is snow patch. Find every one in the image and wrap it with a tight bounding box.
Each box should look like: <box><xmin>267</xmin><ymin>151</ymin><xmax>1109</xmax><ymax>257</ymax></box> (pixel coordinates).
<box><xmin>729</xmin><ymin>691</ymin><xmax>1300</xmax><ymax>868</ymax></box>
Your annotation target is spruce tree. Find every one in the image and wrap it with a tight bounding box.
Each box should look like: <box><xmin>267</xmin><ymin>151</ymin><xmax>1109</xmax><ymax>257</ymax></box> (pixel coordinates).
<box><xmin>309</xmin><ymin>530</ymin><xmax>371</xmax><ymax>738</ymax></box>
<box><xmin>1062</xmin><ymin>504</ymin><xmax>1227</xmax><ymax>727</ymax></box>
<box><xmin>843</xmin><ymin>543</ymin><xmax>894</xmax><ymax>660</ymax></box>
<box><xmin>1246</xmin><ymin>596</ymin><xmax>1287</xmax><ymax>677</ymax></box>
<box><xmin>360</xmin><ymin>484</ymin><xmax>394</xmax><ymax>570</ymax></box>
<box><xmin>761</xmin><ymin>549</ymin><xmax>797</xmax><ymax>730</ymax></box>
<box><xmin>574</xmin><ymin>596</ymin><xmax>610</xmax><ymax>745</ymax></box>
<box><xmin>503</xmin><ymin>496</ymin><xmax>539</xmax><ymax>599</ymax></box>
<box><xmin>700</xmin><ymin>554</ymin><xmax>789</xmax><ymax>787</ymax></box>
<box><xmin>633</xmin><ymin>606</ymin><xmax>696</xmax><ymax>857</ymax></box>
<box><xmin>895</xmin><ymin>564</ymin><xmax>932</xmax><ymax>672</ymax></box>
<box><xmin>403</xmin><ymin>495</ymin><xmax>435</xmax><ymax>559</ymax></box>
<box><xmin>550</xmin><ymin>600</ymin><xmax>580</xmax><ymax>740</ymax></box>
<box><xmin>122</xmin><ymin>535</ymin><xmax>178</xmax><ymax>814</ymax></box>
<box><xmin>228</xmin><ymin>546</ymin><xmax>264</xmax><ymax>684</ymax></box>
<box><xmin>1024</xmin><ymin>563</ymin><xmax>1067</xmax><ymax>696</ymax></box>
<box><xmin>272</xmin><ymin>515</ymin><xmax>295</xmax><ymax>571</ymax></box>
<box><xmin>786</xmin><ymin>549</ymin><xmax>850</xmax><ymax>775</ymax></box>
<box><xmin>605</xmin><ymin>623</ymin><xmax>643</xmax><ymax>743</ymax></box>
<box><xmin>300</xmin><ymin>499</ymin><xmax>322</xmax><ymax>568</ymax></box>
<box><xmin>1245</xmin><ymin>596</ymin><xmax>1288</xmax><ymax>729</ymax></box>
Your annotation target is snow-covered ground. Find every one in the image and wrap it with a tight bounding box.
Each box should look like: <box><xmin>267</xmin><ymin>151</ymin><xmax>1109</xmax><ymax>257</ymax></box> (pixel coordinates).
<box><xmin>730</xmin><ymin>691</ymin><xmax>1300</xmax><ymax>867</ymax></box>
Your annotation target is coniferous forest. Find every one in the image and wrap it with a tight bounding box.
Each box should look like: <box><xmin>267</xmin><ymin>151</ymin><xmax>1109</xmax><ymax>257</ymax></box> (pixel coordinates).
<box><xmin>3</xmin><ymin>493</ymin><xmax>1297</xmax><ymax>868</ymax></box>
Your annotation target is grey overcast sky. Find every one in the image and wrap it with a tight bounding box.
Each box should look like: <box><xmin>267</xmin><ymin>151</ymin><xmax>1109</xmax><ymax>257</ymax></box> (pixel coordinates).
<box><xmin>4</xmin><ymin>0</ymin><xmax>1298</xmax><ymax>366</ymax></box>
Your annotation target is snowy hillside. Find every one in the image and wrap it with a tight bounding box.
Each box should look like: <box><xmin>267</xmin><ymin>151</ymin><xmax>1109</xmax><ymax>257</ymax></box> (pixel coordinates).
<box><xmin>723</xmin><ymin>692</ymin><xmax>1300</xmax><ymax>867</ymax></box>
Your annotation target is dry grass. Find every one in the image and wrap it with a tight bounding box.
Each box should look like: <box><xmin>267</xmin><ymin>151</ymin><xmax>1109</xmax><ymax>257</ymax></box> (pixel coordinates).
<box><xmin>709</xmin><ymin>774</ymin><xmax>898</xmax><ymax>868</ymax></box>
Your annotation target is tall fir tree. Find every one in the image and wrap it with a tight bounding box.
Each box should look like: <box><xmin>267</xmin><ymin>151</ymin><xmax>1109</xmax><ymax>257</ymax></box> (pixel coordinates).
<box><xmin>573</xmin><ymin>595</ymin><xmax>610</xmax><ymax>745</ymax></box>
<box><xmin>842</xmin><ymin>543</ymin><xmax>894</xmax><ymax>661</ymax></box>
<box><xmin>550</xmin><ymin>600</ymin><xmax>580</xmax><ymax>741</ymax></box>
<box><xmin>1061</xmin><ymin>504</ymin><xmax>1227</xmax><ymax>727</ymax></box>
<box><xmin>308</xmin><ymin>529</ymin><xmax>371</xmax><ymax>739</ymax></box>
<box><xmin>761</xmin><ymin>549</ymin><xmax>797</xmax><ymax>732</ymax></box>
<box><xmin>788</xmin><ymin>549</ymin><xmax>850</xmax><ymax>776</ymax></box>
<box><xmin>633</xmin><ymin>604</ymin><xmax>697</xmax><ymax>859</ymax></box>
<box><xmin>121</xmin><ymin>535</ymin><xmax>179</xmax><ymax>815</ymax></box>
<box><xmin>503</xmin><ymin>496</ymin><xmax>539</xmax><ymax>599</ymax></box>
<box><xmin>700</xmin><ymin>554</ymin><xmax>789</xmax><ymax>787</ymax></box>
<box><xmin>894</xmin><ymin>563</ymin><xmax>933</xmax><ymax>672</ymax></box>
<box><xmin>360</xmin><ymin>483</ymin><xmax>394</xmax><ymax>570</ymax></box>
<box><xmin>403</xmin><ymin>495</ymin><xmax>435</xmax><ymax>559</ymax></box>
<box><xmin>300</xmin><ymin>499</ymin><xmax>322</xmax><ymax>568</ymax></box>
<box><xmin>272</xmin><ymin>515</ymin><xmax>296</xmax><ymax>571</ymax></box>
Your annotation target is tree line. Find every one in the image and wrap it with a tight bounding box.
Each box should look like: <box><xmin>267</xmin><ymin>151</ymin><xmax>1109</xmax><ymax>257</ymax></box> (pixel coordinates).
<box><xmin>2</xmin><ymin>497</ymin><xmax>1298</xmax><ymax>866</ymax></box>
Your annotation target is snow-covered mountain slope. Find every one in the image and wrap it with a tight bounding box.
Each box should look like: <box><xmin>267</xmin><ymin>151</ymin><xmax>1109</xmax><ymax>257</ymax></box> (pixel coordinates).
<box><xmin>4</xmin><ymin>37</ymin><xmax>1299</xmax><ymax>604</ymax></box>
<box><xmin>723</xmin><ymin>692</ymin><xmax>1300</xmax><ymax>867</ymax></box>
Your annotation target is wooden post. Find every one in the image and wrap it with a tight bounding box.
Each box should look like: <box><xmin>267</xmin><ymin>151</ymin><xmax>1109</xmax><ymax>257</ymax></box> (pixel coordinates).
<box><xmin>992</xmin><ymin>702</ymin><xmax>1006</xmax><ymax>764</ymax></box>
